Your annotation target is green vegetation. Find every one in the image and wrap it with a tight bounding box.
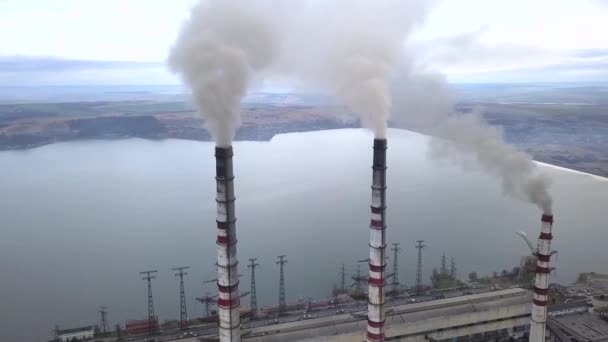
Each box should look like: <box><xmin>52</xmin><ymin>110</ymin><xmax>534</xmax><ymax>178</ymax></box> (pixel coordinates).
<box><xmin>468</xmin><ymin>266</ymin><xmax>523</xmax><ymax>288</ymax></box>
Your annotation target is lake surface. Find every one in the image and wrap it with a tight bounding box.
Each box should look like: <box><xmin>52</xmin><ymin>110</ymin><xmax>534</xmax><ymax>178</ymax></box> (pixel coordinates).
<box><xmin>0</xmin><ymin>128</ymin><xmax>606</xmax><ymax>341</ymax></box>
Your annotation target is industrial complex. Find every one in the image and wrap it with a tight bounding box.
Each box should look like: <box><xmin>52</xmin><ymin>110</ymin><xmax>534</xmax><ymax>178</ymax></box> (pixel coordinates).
<box><xmin>49</xmin><ymin>137</ymin><xmax>608</xmax><ymax>342</ymax></box>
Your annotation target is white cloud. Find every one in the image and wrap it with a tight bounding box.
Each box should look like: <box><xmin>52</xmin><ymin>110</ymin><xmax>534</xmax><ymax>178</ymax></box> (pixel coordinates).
<box><xmin>1</xmin><ymin>0</ymin><xmax>607</xmax><ymax>84</ymax></box>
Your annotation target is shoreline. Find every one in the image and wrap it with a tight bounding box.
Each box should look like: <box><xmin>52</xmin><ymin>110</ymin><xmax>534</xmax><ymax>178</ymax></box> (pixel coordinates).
<box><xmin>536</xmin><ymin>161</ymin><xmax>608</xmax><ymax>182</ymax></box>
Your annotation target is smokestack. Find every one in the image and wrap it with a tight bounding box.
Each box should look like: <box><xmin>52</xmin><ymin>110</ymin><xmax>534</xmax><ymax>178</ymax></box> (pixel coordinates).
<box><xmin>529</xmin><ymin>214</ymin><xmax>554</xmax><ymax>342</ymax></box>
<box><xmin>367</xmin><ymin>138</ymin><xmax>387</xmax><ymax>342</ymax></box>
<box><xmin>215</xmin><ymin>146</ymin><xmax>241</xmax><ymax>342</ymax></box>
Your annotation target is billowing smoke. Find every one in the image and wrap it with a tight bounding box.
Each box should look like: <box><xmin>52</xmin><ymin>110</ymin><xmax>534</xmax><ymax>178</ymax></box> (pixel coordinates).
<box><xmin>277</xmin><ymin>1</ymin><xmax>554</xmax><ymax>213</ymax></box>
<box><xmin>389</xmin><ymin>66</ymin><xmax>553</xmax><ymax>214</ymax></box>
<box><xmin>271</xmin><ymin>1</ymin><xmax>436</xmax><ymax>139</ymax></box>
<box><xmin>168</xmin><ymin>0</ymin><xmax>278</xmax><ymax>147</ymax></box>
<box><xmin>428</xmin><ymin>113</ymin><xmax>553</xmax><ymax>213</ymax></box>
<box><xmin>167</xmin><ymin>0</ymin><xmax>553</xmax><ymax>212</ymax></box>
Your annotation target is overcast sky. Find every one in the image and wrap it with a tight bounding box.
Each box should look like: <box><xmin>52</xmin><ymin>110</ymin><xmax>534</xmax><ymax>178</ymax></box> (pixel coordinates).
<box><xmin>0</xmin><ymin>0</ymin><xmax>607</xmax><ymax>85</ymax></box>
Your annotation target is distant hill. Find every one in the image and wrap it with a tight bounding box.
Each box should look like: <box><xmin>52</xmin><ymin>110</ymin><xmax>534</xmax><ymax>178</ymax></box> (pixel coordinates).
<box><xmin>0</xmin><ymin>84</ymin><xmax>606</xmax><ymax>176</ymax></box>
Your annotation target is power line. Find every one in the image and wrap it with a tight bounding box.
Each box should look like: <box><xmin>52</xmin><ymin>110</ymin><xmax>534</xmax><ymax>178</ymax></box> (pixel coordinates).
<box><xmin>352</xmin><ymin>259</ymin><xmax>369</xmax><ymax>293</ymax></box>
<box><xmin>247</xmin><ymin>258</ymin><xmax>260</xmax><ymax>319</ymax></box>
<box><xmin>415</xmin><ymin>241</ymin><xmax>426</xmax><ymax>295</ymax></box>
<box><xmin>440</xmin><ymin>252</ymin><xmax>448</xmax><ymax>275</ymax></box>
<box><xmin>391</xmin><ymin>243</ymin><xmax>401</xmax><ymax>293</ymax></box>
<box><xmin>450</xmin><ymin>257</ymin><xmax>457</xmax><ymax>288</ymax></box>
<box><xmin>139</xmin><ymin>270</ymin><xmax>158</xmax><ymax>335</ymax></box>
<box><xmin>340</xmin><ymin>263</ymin><xmax>346</xmax><ymax>291</ymax></box>
<box><xmin>98</xmin><ymin>306</ymin><xmax>109</xmax><ymax>334</ymax></box>
<box><xmin>195</xmin><ymin>291</ymin><xmax>218</xmax><ymax>318</ymax></box>
<box><xmin>276</xmin><ymin>255</ymin><xmax>288</xmax><ymax>314</ymax></box>
<box><xmin>172</xmin><ymin>266</ymin><xmax>190</xmax><ymax>330</ymax></box>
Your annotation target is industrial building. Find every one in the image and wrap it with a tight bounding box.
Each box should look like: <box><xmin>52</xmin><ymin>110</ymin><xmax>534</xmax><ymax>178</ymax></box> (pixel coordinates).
<box><xmin>55</xmin><ymin>326</ymin><xmax>95</xmax><ymax>342</ymax></box>
<box><xmin>164</xmin><ymin>288</ymin><xmax>531</xmax><ymax>342</ymax></box>
<box><xmin>548</xmin><ymin>312</ymin><xmax>608</xmax><ymax>340</ymax></box>
<box><xmin>126</xmin><ymin>317</ymin><xmax>159</xmax><ymax>335</ymax></box>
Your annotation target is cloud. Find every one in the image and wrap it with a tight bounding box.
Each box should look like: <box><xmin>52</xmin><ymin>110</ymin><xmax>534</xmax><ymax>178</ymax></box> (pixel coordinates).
<box><xmin>0</xmin><ymin>56</ymin><xmax>162</xmax><ymax>72</ymax></box>
<box><xmin>0</xmin><ymin>56</ymin><xmax>176</xmax><ymax>86</ymax></box>
<box><xmin>409</xmin><ymin>31</ymin><xmax>608</xmax><ymax>82</ymax></box>
<box><xmin>408</xmin><ymin>31</ymin><xmax>558</xmax><ymax>73</ymax></box>
<box><xmin>572</xmin><ymin>49</ymin><xmax>608</xmax><ymax>59</ymax></box>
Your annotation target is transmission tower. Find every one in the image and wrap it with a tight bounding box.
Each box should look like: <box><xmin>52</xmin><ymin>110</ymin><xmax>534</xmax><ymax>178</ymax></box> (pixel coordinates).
<box><xmin>390</xmin><ymin>243</ymin><xmax>401</xmax><ymax>293</ymax></box>
<box><xmin>351</xmin><ymin>259</ymin><xmax>369</xmax><ymax>293</ymax></box>
<box><xmin>98</xmin><ymin>306</ymin><xmax>109</xmax><ymax>334</ymax></box>
<box><xmin>340</xmin><ymin>263</ymin><xmax>346</xmax><ymax>291</ymax></box>
<box><xmin>450</xmin><ymin>257</ymin><xmax>457</xmax><ymax>288</ymax></box>
<box><xmin>53</xmin><ymin>325</ymin><xmax>60</xmax><ymax>340</ymax></box>
<box><xmin>276</xmin><ymin>255</ymin><xmax>288</xmax><ymax>313</ymax></box>
<box><xmin>196</xmin><ymin>292</ymin><xmax>218</xmax><ymax>318</ymax></box>
<box><xmin>140</xmin><ymin>270</ymin><xmax>158</xmax><ymax>335</ymax></box>
<box><xmin>440</xmin><ymin>252</ymin><xmax>448</xmax><ymax>275</ymax></box>
<box><xmin>415</xmin><ymin>240</ymin><xmax>426</xmax><ymax>295</ymax></box>
<box><xmin>352</xmin><ymin>263</ymin><xmax>363</xmax><ymax>292</ymax></box>
<box><xmin>248</xmin><ymin>258</ymin><xmax>260</xmax><ymax>319</ymax></box>
<box><xmin>172</xmin><ymin>266</ymin><xmax>190</xmax><ymax>330</ymax></box>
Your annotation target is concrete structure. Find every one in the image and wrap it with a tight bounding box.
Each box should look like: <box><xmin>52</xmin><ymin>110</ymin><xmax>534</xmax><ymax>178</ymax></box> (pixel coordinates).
<box><xmin>215</xmin><ymin>146</ymin><xmax>241</xmax><ymax>342</ymax></box>
<box><xmin>238</xmin><ymin>288</ymin><xmax>531</xmax><ymax>341</ymax></box>
<box><xmin>56</xmin><ymin>326</ymin><xmax>94</xmax><ymax>342</ymax></box>
<box><xmin>368</xmin><ymin>138</ymin><xmax>388</xmax><ymax>342</ymax></box>
<box><xmin>547</xmin><ymin>301</ymin><xmax>588</xmax><ymax>317</ymax></box>
<box><xmin>549</xmin><ymin>312</ymin><xmax>608</xmax><ymax>340</ymax></box>
<box><xmin>530</xmin><ymin>213</ymin><xmax>554</xmax><ymax>342</ymax></box>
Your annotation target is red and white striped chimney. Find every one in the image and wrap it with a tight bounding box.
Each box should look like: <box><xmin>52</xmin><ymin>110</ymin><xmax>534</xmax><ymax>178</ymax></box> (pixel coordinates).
<box><xmin>529</xmin><ymin>213</ymin><xmax>554</xmax><ymax>342</ymax></box>
<box><xmin>367</xmin><ymin>139</ymin><xmax>387</xmax><ymax>342</ymax></box>
<box><xmin>215</xmin><ymin>146</ymin><xmax>241</xmax><ymax>342</ymax></box>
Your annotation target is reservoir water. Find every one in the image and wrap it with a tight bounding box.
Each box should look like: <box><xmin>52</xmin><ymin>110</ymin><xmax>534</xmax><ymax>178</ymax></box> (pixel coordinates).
<box><xmin>0</xmin><ymin>128</ymin><xmax>606</xmax><ymax>341</ymax></box>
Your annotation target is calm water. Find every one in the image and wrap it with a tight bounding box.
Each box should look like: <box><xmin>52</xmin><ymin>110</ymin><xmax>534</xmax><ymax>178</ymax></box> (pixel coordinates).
<box><xmin>0</xmin><ymin>128</ymin><xmax>606</xmax><ymax>341</ymax></box>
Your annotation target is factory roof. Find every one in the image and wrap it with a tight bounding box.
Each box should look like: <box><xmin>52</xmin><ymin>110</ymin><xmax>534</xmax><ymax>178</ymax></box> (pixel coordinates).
<box><xmin>548</xmin><ymin>300</ymin><xmax>588</xmax><ymax>312</ymax></box>
<box><xmin>552</xmin><ymin>312</ymin><xmax>608</xmax><ymax>340</ymax></box>
<box><xmin>57</xmin><ymin>325</ymin><xmax>94</xmax><ymax>335</ymax></box>
<box><xmin>243</xmin><ymin>288</ymin><xmax>530</xmax><ymax>341</ymax></box>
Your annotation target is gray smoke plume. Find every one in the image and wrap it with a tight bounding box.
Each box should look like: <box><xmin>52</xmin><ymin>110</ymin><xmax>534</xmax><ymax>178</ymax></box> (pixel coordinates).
<box><xmin>272</xmin><ymin>1</ymin><xmax>436</xmax><ymax>139</ymax></box>
<box><xmin>389</xmin><ymin>66</ymin><xmax>553</xmax><ymax>214</ymax></box>
<box><xmin>428</xmin><ymin>112</ymin><xmax>553</xmax><ymax>214</ymax></box>
<box><xmin>168</xmin><ymin>0</ymin><xmax>278</xmax><ymax>147</ymax></box>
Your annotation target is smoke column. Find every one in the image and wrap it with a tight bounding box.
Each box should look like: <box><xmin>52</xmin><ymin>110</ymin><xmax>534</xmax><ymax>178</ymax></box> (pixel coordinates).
<box><xmin>274</xmin><ymin>1</ymin><xmax>435</xmax><ymax>138</ymax></box>
<box><xmin>389</xmin><ymin>68</ymin><xmax>553</xmax><ymax>214</ymax></box>
<box><xmin>168</xmin><ymin>0</ymin><xmax>278</xmax><ymax>147</ymax></box>
<box><xmin>169</xmin><ymin>2</ymin><xmax>279</xmax><ymax>341</ymax></box>
<box><xmin>429</xmin><ymin>112</ymin><xmax>552</xmax><ymax>213</ymax></box>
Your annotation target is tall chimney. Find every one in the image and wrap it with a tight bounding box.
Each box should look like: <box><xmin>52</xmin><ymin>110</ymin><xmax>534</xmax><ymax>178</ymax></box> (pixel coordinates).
<box><xmin>367</xmin><ymin>139</ymin><xmax>387</xmax><ymax>342</ymax></box>
<box><xmin>215</xmin><ymin>146</ymin><xmax>241</xmax><ymax>342</ymax></box>
<box><xmin>529</xmin><ymin>214</ymin><xmax>554</xmax><ymax>342</ymax></box>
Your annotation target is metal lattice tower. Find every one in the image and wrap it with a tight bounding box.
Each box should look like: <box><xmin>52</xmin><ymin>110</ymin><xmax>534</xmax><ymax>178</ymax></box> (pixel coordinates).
<box><xmin>276</xmin><ymin>255</ymin><xmax>288</xmax><ymax>314</ymax></box>
<box><xmin>352</xmin><ymin>259</ymin><xmax>369</xmax><ymax>293</ymax></box>
<box><xmin>391</xmin><ymin>243</ymin><xmax>401</xmax><ymax>293</ymax></box>
<box><xmin>172</xmin><ymin>266</ymin><xmax>189</xmax><ymax>330</ymax></box>
<box><xmin>99</xmin><ymin>306</ymin><xmax>109</xmax><ymax>334</ymax></box>
<box><xmin>340</xmin><ymin>263</ymin><xmax>346</xmax><ymax>291</ymax></box>
<box><xmin>450</xmin><ymin>257</ymin><xmax>457</xmax><ymax>287</ymax></box>
<box><xmin>440</xmin><ymin>252</ymin><xmax>448</xmax><ymax>275</ymax></box>
<box><xmin>353</xmin><ymin>263</ymin><xmax>363</xmax><ymax>292</ymax></box>
<box><xmin>247</xmin><ymin>258</ymin><xmax>260</xmax><ymax>319</ymax></box>
<box><xmin>196</xmin><ymin>292</ymin><xmax>218</xmax><ymax>318</ymax></box>
<box><xmin>415</xmin><ymin>241</ymin><xmax>426</xmax><ymax>295</ymax></box>
<box><xmin>140</xmin><ymin>270</ymin><xmax>158</xmax><ymax>335</ymax></box>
